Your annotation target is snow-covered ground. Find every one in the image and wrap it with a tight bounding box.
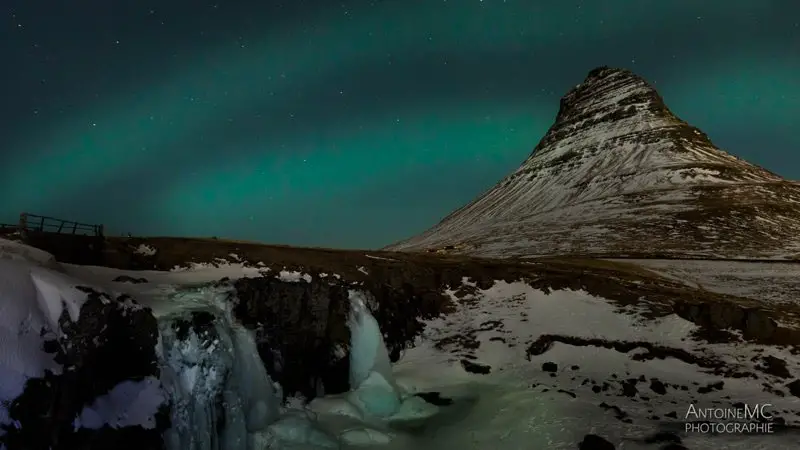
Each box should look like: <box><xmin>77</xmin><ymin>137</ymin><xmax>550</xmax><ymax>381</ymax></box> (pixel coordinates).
<box><xmin>57</xmin><ymin>261</ymin><xmax>315</xmax><ymax>317</ymax></box>
<box><xmin>619</xmin><ymin>259</ymin><xmax>800</xmax><ymax>307</ymax></box>
<box><xmin>374</xmin><ymin>278</ymin><xmax>800</xmax><ymax>449</ymax></box>
<box><xmin>2</xmin><ymin>238</ymin><xmax>799</xmax><ymax>449</ymax></box>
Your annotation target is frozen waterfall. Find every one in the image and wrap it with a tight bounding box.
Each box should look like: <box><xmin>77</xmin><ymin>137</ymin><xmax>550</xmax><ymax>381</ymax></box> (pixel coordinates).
<box><xmin>149</xmin><ymin>285</ymin><xmax>437</xmax><ymax>449</ymax></box>
<box><xmin>156</xmin><ymin>286</ymin><xmax>284</xmax><ymax>450</ymax></box>
<box><xmin>346</xmin><ymin>290</ymin><xmax>403</xmax><ymax>419</ymax></box>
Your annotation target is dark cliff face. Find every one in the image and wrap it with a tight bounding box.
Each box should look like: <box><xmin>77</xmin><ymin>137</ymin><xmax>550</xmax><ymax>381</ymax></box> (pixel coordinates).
<box><xmin>228</xmin><ymin>264</ymin><xmax>465</xmax><ymax>399</ymax></box>
<box><xmin>21</xmin><ymin>232</ymin><xmax>105</xmax><ymax>266</ymax></box>
<box><xmin>231</xmin><ymin>277</ymin><xmax>353</xmax><ymax>399</ymax></box>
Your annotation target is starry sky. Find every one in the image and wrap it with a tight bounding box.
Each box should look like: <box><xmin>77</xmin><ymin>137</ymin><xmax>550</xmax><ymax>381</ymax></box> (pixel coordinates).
<box><xmin>1</xmin><ymin>1</ymin><xmax>798</xmax><ymax>249</ymax></box>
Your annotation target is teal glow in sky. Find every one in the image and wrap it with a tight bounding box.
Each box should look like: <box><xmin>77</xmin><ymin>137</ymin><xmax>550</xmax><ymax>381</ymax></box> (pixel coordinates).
<box><xmin>2</xmin><ymin>0</ymin><xmax>798</xmax><ymax>248</ymax></box>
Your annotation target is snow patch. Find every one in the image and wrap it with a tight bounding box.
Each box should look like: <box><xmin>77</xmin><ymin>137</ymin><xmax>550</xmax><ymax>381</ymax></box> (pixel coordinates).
<box><xmin>60</xmin><ymin>262</ymin><xmax>270</xmax><ymax>306</ymax></box>
<box><xmin>134</xmin><ymin>244</ymin><xmax>157</xmax><ymax>257</ymax></box>
<box><xmin>365</xmin><ymin>255</ymin><xmax>397</xmax><ymax>262</ymax></box>
<box><xmin>29</xmin><ymin>267</ymin><xmax>90</xmax><ymax>330</ymax></box>
<box><xmin>74</xmin><ymin>377</ymin><xmax>165</xmax><ymax>429</ymax></box>
<box><xmin>0</xmin><ymin>238</ymin><xmax>59</xmax><ymax>268</ymax></box>
<box><xmin>278</xmin><ymin>270</ymin><xmax>312</xmax><ymax>283</ymax></box>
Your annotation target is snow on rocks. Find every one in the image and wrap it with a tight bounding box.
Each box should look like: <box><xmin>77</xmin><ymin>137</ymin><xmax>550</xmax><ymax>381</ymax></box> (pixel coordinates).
<box><xmin>621</xmin><ymin>259</ymin><xmax>800</xmax><ymax>308</ymax></box>
<box><xmin>134</xmin><ymin>244</ymin><xmax>157</xmax><ymax>257</ymax></box>
<box><xmin>387</xmin><ymin>278</ymin><xmax>800</xmax><ymax>449</ymax></box>
<box><xmin>58</xmin><ymin>260</ymin><xmax>272</xmax><ymax>306</ymax></box>
<box><xmin>0</xmin><ymin>238</ymin><xmax>60</xmax><ymax>269</ymax></box>
<box><xmin>278</xmin><ymin>270</ymin><xmax>313</xmax><ymax>283</ymax></box>
<box><xmin>60</xmin><ymin>260</ymin><xmax>319</xmax><ymax>304</ymax></box>
<box><xmin>74</xmin><ymin>377</ymin><xmax>165</xmax><ymax>430</ymax></box>
<box><xmin>365</xmin><ymin>254</ymin><xmax>397</xmax><ymax>262</ymax></box>
<box><xmin>0</xmin><ymin>253</ymin><xmax>167</xmax><ymax>449</ymax></box>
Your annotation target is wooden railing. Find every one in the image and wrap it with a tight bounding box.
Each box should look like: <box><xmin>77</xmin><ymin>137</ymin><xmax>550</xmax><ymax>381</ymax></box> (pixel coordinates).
<box><xmin>18</xmin><ymin>213</ymin><xmax>104</xmax><ymax>237</ymax></box>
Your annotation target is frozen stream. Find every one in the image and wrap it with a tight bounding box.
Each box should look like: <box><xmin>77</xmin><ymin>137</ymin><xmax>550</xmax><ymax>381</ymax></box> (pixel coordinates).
<box><xmin>150</xmin><ymin>286</ymin><xmax>464</xmax><ymax>449</ymax></box>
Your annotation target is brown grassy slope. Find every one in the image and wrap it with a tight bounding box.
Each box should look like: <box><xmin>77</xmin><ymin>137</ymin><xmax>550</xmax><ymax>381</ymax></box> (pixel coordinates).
<box><xmin>106</xmin><ymin>236</ymin><xmax>672</xmax><ymax>286</ymax></box>
<box><xmin>92</xmin><ymin>235</ymin><xmax>800</xmax><ymax>348</ymax></box>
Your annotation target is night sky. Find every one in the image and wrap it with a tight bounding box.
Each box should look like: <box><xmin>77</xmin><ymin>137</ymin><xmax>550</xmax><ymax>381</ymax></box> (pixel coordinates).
<box><xmin>2</xmin><ymin>1</ymin><xmax>798</xmax><ymax>249</ymax></box>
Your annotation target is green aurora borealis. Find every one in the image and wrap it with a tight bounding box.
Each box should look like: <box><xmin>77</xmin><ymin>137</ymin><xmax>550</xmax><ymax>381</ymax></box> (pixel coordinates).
<box><xmin>2</xmin><ymin>0</ymin><xmax>798</xmax><ymax>248</ymax></box>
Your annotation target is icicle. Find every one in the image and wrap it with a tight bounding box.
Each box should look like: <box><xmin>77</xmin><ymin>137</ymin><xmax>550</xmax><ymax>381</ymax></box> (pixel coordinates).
<box><xmin>347</xmin><ymin>291</ymin><xmax>396</xmax><ymax>389</ymax></box>
<box><xmin>229</xmin><ymin>325</ymin><xmax>281</xmax><ymax>432</ymax></box>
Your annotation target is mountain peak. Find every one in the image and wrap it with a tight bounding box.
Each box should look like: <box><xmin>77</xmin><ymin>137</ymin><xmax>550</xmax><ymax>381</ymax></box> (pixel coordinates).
<box><xmin>556</xmin><ymin>66</ymin><xmax>667</xmax><ymax>123</ymax></box>
<box><xmin>387</xmin><ymin>68</ymin><xmax>800</xmax><ymax>259</ymax></box>
<box><xmin>535</xmin><ymin>66</ymin><xmax>685</xmax><ymax>160</ymax></box>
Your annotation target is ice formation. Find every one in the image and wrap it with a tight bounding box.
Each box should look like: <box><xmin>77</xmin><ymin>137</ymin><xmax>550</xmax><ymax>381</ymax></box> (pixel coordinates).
<box><xmin>346</xmin><ymin>290</ymin><xmax>402</xmax><ymax>419</ymax></box>
<box><xmin>157</xmin><ymin>286</ymin><xmax>283</xmax><ymax>450</ymax></box>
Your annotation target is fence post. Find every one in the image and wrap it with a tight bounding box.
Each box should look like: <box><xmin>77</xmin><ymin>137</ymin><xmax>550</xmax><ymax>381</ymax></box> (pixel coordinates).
<box><xmin>98</xmin><ymin>224</ymin><xmax>104</xmax><ymax>237</ymax></box>
<box><xmin>18</xmin><ymin>213</ymin><xmax>27</xmax><ymax>238</ymax></box>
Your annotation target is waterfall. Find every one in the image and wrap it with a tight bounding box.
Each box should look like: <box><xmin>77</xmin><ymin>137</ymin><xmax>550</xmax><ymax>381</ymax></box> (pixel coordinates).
<box><xmin>155</xmin><ymin>286</ymin><xmax>282</xmax><ymax>450</ymax></box>
<box><xmin>151</xmin><ymin>285</ymin><xmax>436</xmax><ymax>449</ymax></box>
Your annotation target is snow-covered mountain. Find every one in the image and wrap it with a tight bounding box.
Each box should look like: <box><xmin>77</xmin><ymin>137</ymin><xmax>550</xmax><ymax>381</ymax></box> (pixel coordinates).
<box><xmin>387</xmin><ymin>67</ymin><xmax>800</xmax><ymax>259</ymax></box>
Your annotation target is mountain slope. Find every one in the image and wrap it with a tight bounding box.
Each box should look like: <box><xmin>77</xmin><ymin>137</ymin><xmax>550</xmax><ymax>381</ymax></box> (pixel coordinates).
<box><xmin>387</xmin><ymin>67</ymin><xmax>800</xmax><ymax>259</ymax></box>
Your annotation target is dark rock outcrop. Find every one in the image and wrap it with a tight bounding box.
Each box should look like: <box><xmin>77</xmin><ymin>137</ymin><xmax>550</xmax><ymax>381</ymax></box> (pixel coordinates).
<box><xmin>22</xmin><ymin>232</ymin><xmax>105</xmax><ymax>266</ymax></box>
<box><xmin>672</xmin><ymin>300</ymin><xmax>792</xmax><ymax>344</ymax></box>
<box><xmin>542</xmin><ymin>361</ymin><xmax>558</xmax><ymax>372</ymax></box>
<box><xmin>758</xmin><ymin>355</ymin><xmax>792</xmax><ymax>378</ymax></box>
<box><xmin>231</xmin><ymin>277</ymin><xmax>352</xmax><ymax>399</ymax></box>
<box><xmin>578</xmin><ymin>433</ymin><xmax>615</xmax><ymax>449</ymax></box>
<box><xmin>786</xmin><ymin>379</ymin><xmax>800</xmax><ymax>398</ymax></box>
<box><xmin>231</xmin><ymin>269</ymin><xmax>458</xmax><ymax>400</ymax></box>
<box><xmin>112</xmin><ymin>275</ymin><xmax>149</xmax><ymax>284</ymax></box>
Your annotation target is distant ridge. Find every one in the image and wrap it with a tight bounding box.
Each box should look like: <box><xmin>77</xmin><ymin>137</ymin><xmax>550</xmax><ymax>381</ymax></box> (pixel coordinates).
<box><xmin>386</xmin><ymin>67</ymin><xmax>800</xmax><ymax>259</ymax></box>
